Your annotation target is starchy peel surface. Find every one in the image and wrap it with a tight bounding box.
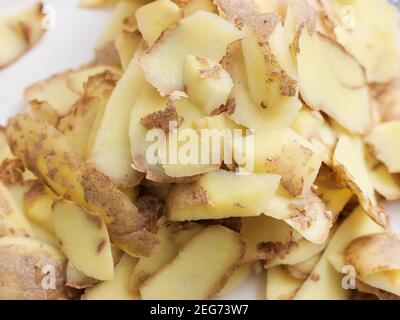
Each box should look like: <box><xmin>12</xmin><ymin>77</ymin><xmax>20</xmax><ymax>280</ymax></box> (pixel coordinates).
<box><xmin>1</xmin><ymin>0</ymin><xmax>400</xmax><ymax>301</ymax></box>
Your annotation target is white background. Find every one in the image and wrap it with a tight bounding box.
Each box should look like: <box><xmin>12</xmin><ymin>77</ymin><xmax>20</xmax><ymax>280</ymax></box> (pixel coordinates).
<box><xmin>0</xmin><ymin>0</ymin><xmax>399</xmax><ymax>299</ymax></box>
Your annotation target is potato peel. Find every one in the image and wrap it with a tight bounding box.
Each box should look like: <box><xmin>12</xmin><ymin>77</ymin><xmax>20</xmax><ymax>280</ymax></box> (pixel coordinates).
<box><xmin>0</xmin><ymin>237</ymin><xmax>68</xmax><ymax>300</ymax></box>
<box><xmin>140</xmin><ymin>11</ymin><xmax>242</xmax><ymax>96</ymax></box>
<box><xmin>297</xmin><ymin>29</ymin><xmax>372</xmax><ymax>134</ymax></box>
<box><xmin>345</xmin><ymin>233</ymin><xmax>400</xmax><ymax>278</ymax></box>
<box><xmin>333</xmin><ymin>135</ymin><xmax>387</xmax><ymax>227</ymax></box>
<box><xmin>6</xmin><ymin>113</ymin><xmax>159</xmax><ymax>257</ymax></box>
<box><xmin>1</xmin><ymin>0</ymin><xmax>400</xmax><ymax>301</ymax></box>
<box><xmin>0</xmin><ymin>2</ymin><xmax>45</xmax><ymax>69</ymax></box>
<box><xmin>140</xmin><ymin>225</ymin><xmax>245</xmax><ymax>299</ymax></box>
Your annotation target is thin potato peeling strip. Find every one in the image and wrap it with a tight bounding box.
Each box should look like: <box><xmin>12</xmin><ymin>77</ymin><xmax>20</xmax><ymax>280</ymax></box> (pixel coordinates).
<box><xmin>140</xmin><ymin>226</ymin><xmax>245</xmax><ymax>299</ymax></box>
<box><xmin>0</xmin><ymin>0</ymin><xmax>400</xmax><ymax>300</ymax></box>
<box><xmin>140</xmin><ymin>10</ymin><xmax>242</xmax><ymax>96</ymax></box>
<box><xmin>6</xmin><ymin>113</ymin><xmax>159</xmax><ymax>258</ymax></box>
<box><xmin>0</xmin><ymin>2</ymin><xmax>45</xmax><ymax>69</ymax></box>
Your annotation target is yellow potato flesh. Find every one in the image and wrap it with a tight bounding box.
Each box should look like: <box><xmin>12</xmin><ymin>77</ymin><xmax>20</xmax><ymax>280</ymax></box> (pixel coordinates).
<box><xmin>241</xmin><ymin>22</ymin><xmax>298</xmax><ymax>110</ymax></box>
<box><xmin>66</xmin><ymin>65</ymin><xmax>122</xmax><ymax>95</ymax></box>
<box><xmin>52</xmin><ymin>200</ymin><xmax>114</xmax><ymax>281</ymax></box>
<box><xmin>333</xmin><ymin>135</ymin><xmax>385</xmax><ymax>226</ymax></box>
<box><xmin>0</xmin><ymin>3</ymin><xmax>45</xmax><ymax>68</ymax></box>
<box><xmin>129</xmin><ymin>81</ymin><xmax>170</xmax><ymax>182</ymax></box>
<box><xmin>266</xmin><ymin>266</ymin><xmax>304</xmax><ymax>300</ymax></box>
<box><xmin>294</xmin><ymin>255</ymin><xmax>349</xmax><ymax>300</ymax></box>
<box><xmin>291</xmin><ymin>254</ymin><xmax>322</xmax><ymax>277</ymax></box>
<box><xmin>96</xmin><ymin>0</ymin><xmax>146</xmax><ymax>49</ymax></box>
<box><xmin>369</xmin><ymin>165</ymin><xmax>400</xmax><ymax>201</ymax></box>
<box><xmin>140</xmin><ymin>226</ymin><xmax>244</xmax><ymax>299</ymax></box>
<box><xmin>24</xmin><ymin>183</ymin><xmax>56</xmax><ymax>234</ymax></box>
<box><xmin>241</xmin><ymin>215</ymin><xmax>293</xmax><ymax>263</ymax></box>
<box><xmin>321</xmin><ymin>0</ymin><xmax>400</xmax><ymax>83</ymax></box>
<box><xmin>58</xmin><ymin>97</ymin><xmax>99</xmax><ymax>157</ymax></box>
<box><xmin>252</xmin><ymin>129</ymin><xmax>323</xmax><ymax>198</ymax></box>
<box><xmin>166</xmin><ymin>170</ymin><xmax>281</xmax><ymax>221</ymax></box>
<box><xmin>228</xmin><ymin>45</ymin><xmax>302</xmax><ymax>131</ymax></box>
<box><xmin>0</xmin><ymin>182</ymin><xmax>33</xmax><ymax>237</ymax></box>
<box><xmin>294</xmin><ymin>207</ymin><xmax>382</xmax><ymax>299</ymax></box>
<box><xmin>6</xmin><ymin>113</ymin><xmax>158</xmax><ymax>257</ymax></box>
<box><xmin>183</xmin><ymin>0</ymin><xmax>216</xmax><ymax>16</ymax></box>
<box><xmin>218</xmin><ymin>264</ymin><xmax>252</xmax><ymax>297</ymax></box>
<box><xmin>265</xmin><ymin>192</ymin><xmax>332</xmax><ymax>244</ymax></box>
<box><xmin>91</xmin><ymin>44</ymin><xmax>145</xmax><ymax>187</ymax></box>
<box><xmin>297</xmin><ymin>29</ymin><xmax>372</xmax><ymax>134</ymax></box>
<box><xmin>291</xmin><ymin>108</ymin><xmax>324</xmax><ymax>140</ymax></box>
<box><xmin>160</xmin><ymin>99</ymin><xmax>217</xmax><ymax>178</ymax></box>
<box><xmin>170</xmin><ymin>222</ymin><xmax>205</xmax><ymax>248</ymax></box>
<box><xmin>267</xmin><ymin>237</ymin><xmax>328</xmax><ymax>267</ymax></box>
<box><xmin>115</xmin><ymin>31</ymin><xmax>141</xmax><ymax>70</ymax></box>
<box><xmin>84</xmin><ymin>254</ymin><xmax>139</xmax><ymax>300</ymax></box>
<box><xmin>136</xmin><ymin>0</ymin><xmax>181</xmax><ymax>46</ymax></box>
<box><xmin>183</xmin><ymin>55</ymin><xmax>233</xmax><ymax>114</ymax></box>
<box><xmin>24</xmin><ymin>72</ymin><xmax>80</xmax><ymax>116</ymax></box>
<box><xmin>130</xmin><ymin>224</ymin><xmax>178</xmax><ymax>292</ymax></box>
<box><xmin>140</xmin><ymin>11</ymin><xmax>242</xmax><ymax>96</ymax></box>
<box><xmin>366</xmin><ymin>121</ymin><xmax>400</xmax><ymax>173</ymax></box>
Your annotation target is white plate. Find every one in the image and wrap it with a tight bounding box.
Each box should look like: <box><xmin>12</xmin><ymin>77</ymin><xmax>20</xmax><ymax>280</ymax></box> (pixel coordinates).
<box><xmin>0</xmin><ymin>0</ymin><xmax>399</xmax><ymax>300</ymax></box>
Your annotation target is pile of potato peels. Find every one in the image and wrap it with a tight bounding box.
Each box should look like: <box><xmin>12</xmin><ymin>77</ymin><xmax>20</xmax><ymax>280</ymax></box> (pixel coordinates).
<box><xmin>1</xmin><ymin>0</ymin><xmax>400</xmax><ymax>300</ymax></box>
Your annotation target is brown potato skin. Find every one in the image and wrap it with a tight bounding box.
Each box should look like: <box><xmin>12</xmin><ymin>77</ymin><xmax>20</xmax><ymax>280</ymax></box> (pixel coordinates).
<box><xmin>165</xmin><ymin>182</ymin><xmax>208</xmax><ymax>216</ymax></box>
<box><xmin>0</xmin><ymin>239</ymin><xmax>68</xmax><ymax>300</ymax></box>
<box><xmin>356</xmin><ymin>280</ymin><xmax>400</xmax><ymax>300</ymax></box>
<box><xmin>28</xmin><ymin>100</ymin><xmax>59</xmax><ymax>125</ymax></box>
<box><xmin>345</xmin><ymin>233</ymin><xmax>400</xmax><ymax>277</ymax></box>
<box><xmin>6</xmin><ymin>113</ymin><xmax>159</xmax><ymax>257</ymax></box>
<box><xmin>333</xmin><ymin>163</ymin><xmax>387</xmax><ymax>227</ymax></box>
